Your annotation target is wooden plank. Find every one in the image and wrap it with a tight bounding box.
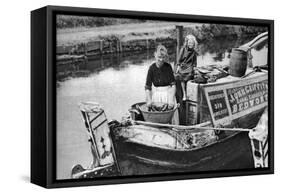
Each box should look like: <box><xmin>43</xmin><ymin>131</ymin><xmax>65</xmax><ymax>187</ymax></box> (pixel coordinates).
<box><xmin>56</xmin><ymin>45</ymin><xmax>73</xmax><ymax>55</ymax></box>
<box><xmin>57</xmin><ymin>45</ymin><xmax>67</xmax><ymax>54</ymax></box>
<box><xmin>86</xmin><ymin>41</ymin><xmax>100</xmax><ymax>51</ymax></box>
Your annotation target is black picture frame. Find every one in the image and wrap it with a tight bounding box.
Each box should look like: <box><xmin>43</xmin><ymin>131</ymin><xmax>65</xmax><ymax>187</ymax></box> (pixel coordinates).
<box><xmin>31</xmin><ymin>5</ymin><xmax>274</xmax><ymax>188</ymax></box>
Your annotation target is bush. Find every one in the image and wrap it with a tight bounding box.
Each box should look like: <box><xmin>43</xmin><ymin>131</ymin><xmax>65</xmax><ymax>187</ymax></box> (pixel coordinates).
<box><xmin>195</xmin><ymin>24</ymin><xmax>267</xmax><ymax>41</ymax></box>
<box><xmin>56</xmin><ymin>15</ymin><xmax>147</xmax><ymax>29</ymax></box>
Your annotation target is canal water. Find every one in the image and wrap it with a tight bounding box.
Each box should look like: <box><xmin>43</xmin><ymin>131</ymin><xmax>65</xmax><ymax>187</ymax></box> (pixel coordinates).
<box><xmin>56</xmin><ymin>37</ymin><xmax>268</xmax><ymax>179</ymax></box>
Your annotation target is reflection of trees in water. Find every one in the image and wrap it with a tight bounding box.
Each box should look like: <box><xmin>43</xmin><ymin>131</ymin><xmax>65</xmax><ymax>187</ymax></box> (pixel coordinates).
<box><xmin>199</xmin><ymin>37</ymin><xmax>234</xmax><ymax>62</ymax></box>
<box><xmin>57</xmin><ymin>46</ymin><xmax>177</xmax><ymax>80</ymax></box>
<box><xmin>56</xmin><ymin>50</ymin><xmax>155</xmax><ymax>82</ymax></box>
<box><xmin>86</xmin><ymin>51</ymin><xmax>154</xmax><ymax>72</ymax></box>
<box><xmin>57</xmin><ymin>36</ymin><xmax>266</xmax><ymax>82</ymax></box>
<box><xmin>198</xmin><ymin>36</ymin><xmax>255</xmax><ymax>62</ymax></box>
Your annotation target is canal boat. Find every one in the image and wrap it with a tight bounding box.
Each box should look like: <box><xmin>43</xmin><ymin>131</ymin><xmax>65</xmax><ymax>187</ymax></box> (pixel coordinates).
<box><xmin>71</xmin><ymin>32</ymin><xmax>269</xmax><ymax>178</ymax></box>
<box><xmin>109</xmin><ymin>69</ymin><xmax>268</xmax><ymax>175</ymax></box>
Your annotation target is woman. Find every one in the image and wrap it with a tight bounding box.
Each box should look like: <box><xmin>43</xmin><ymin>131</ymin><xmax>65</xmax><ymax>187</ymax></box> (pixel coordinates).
<box><xmin>145</xmin><ymin>45</ymin><xmax>176</xmax><ymax>113</ymax></box>
<box><xmin>175</xmin><ymin>34</ymin><xmax>198</xmax><ymax>101</ymax></box>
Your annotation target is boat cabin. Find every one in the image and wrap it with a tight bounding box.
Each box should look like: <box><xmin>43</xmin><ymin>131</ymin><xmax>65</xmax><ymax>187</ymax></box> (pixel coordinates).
<box><xmin>184</xmin><ymin>67</ymin><xmax>268</xmax><ymax>127</ymax></box>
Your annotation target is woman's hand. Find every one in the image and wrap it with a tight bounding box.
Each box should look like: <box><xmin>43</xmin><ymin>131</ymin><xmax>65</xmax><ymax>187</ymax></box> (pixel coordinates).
<box><xmin>168</xmin><ymin>104</ymin><xmax>174</xmax><ymax>110</ymax></box>
<box><xmin>145</xmin><ymin>89</ymin><xmax>153</xmax><ymax>108</ymax></box>
<box><xmin>146</xmin><ymin>99</ymin><xmax>152</xmax><ymax>108</ymax></box>
<box><xmin>146</xmin><ymin>101</ymin><xmax>152</xmax><ymax>111</ymax></box>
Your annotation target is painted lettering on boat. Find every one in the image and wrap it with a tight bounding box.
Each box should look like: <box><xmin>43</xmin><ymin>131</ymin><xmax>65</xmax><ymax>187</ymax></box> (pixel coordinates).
<box><xmin>203</xmin><ymin>73</ymin><xmax>268</xmax><ymax>126</ymax></box>
<box><xmin>208</xmin><ymin>90</ymin><xmax>229</xmax><ymax>120</ymax></box>
<box><xmin>227</xmin><ymin>80</ymin><xmax>268</xmax><ymax>114</ymax></box>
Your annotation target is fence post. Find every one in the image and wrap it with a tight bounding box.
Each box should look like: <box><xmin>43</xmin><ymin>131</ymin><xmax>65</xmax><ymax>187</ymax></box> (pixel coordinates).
<box><xmin>109</xmin><ymin>42</ymin><xmax>113</xmax><ymax>53</ymax></box>
<box><xmin>116</xmin><ymin>40</ymin><xmax>119</xmax><ymax>53</ymax></box>
<box><xmin>146</xmin><ymin>39</ymin><xmax>149</xmax><ymax>50</ymax></box>
<box><xmin>100</xmin><ymin>40</ymin><xmax>103</xmax><ymax>54</ymax></box>
<box><xmin>119</xmin><ymin>41</ymin><xmax>122</xmax><ymax>52</ymax></box>
<box><xmin>176</xmin><ymin>25</ymin><xmax>183</xmax><ymax>62</ymax></box>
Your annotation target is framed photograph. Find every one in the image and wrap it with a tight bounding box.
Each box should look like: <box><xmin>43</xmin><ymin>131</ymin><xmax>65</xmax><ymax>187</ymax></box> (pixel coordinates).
<box><xmin>31</xmin><ymin>5</ymin><xmax>274</xmax><ymax>188</ymax></box>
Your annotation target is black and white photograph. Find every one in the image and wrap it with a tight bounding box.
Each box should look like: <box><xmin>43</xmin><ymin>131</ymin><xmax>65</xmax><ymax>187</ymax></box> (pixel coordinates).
<box><xmin>55</xmin><ymin>13</ymin><xmax>270</xmax><ymax>180</ymax></box>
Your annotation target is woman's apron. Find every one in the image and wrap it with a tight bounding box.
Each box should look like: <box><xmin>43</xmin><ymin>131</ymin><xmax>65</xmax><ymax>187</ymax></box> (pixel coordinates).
<box><xmin>152</xmin><ymin>86</ymin><xmax>179</xmax><ymax>125</ymax></box>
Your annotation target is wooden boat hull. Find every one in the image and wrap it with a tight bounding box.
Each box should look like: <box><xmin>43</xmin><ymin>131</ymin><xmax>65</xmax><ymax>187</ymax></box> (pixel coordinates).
<box><xmin>112</xmin><ymin>68</ymin><xmax>268</xmax><ymax>175</ymax></box>
<box><xmin>111</xmin><ymin>108</ymin><xmax>265</xmax><ymax>176</ymax></box>
<box><xmin>112</xmin><ymin>131</ymin><xmax>253</xmax><ymax>175</ymax></box>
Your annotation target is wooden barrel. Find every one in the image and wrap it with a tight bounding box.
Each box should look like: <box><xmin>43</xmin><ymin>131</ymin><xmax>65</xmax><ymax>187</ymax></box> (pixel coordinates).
<box><xmin>229</xmin><ymin>48</ymin><xmax>248</xmax><ymax>77</ymax></box>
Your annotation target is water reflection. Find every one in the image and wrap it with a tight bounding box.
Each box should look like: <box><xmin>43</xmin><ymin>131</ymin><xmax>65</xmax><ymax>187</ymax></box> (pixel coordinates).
<box><xmin>57</xmin><ymin>35</ymin><xmax>267</xmax><ymax>82</ymax></box>
<box><xmin>198</xmin><ymin>36</ymin><xmax>253</xmax><ymax>62</ymax></box>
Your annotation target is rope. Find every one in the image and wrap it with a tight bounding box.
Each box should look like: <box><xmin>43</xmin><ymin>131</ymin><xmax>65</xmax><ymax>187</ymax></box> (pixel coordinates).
<box><xmin>134</xmin><ymin>120</ymin><xmax>252</xmax><ymax>132</ymax></box>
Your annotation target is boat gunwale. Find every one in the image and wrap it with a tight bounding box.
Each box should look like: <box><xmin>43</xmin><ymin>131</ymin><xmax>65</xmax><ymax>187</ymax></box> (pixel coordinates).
<box><xmin>116</xmin><ymin>127</ymin><xmax>241</xmax><ymax>152</ymax></box>
<box><xmin>198</xmin><ymin>70</ymin><xmax>268</xmax><ymax>87</ymax></box>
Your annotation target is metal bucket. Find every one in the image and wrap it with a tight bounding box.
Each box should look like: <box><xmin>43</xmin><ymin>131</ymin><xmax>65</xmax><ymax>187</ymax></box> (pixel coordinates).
<box><xmin>137</xmin><ymin>102</ymin><xmax>179</xmax><ymax>124</ymax></box>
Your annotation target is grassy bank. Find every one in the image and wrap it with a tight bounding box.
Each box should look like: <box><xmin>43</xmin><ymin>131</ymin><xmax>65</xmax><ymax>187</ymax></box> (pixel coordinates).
<box><xmin>57</xmin><ymin>21</ymin><xmax>267</xmax><ymax>47</ymax></box>
<box><xmin>56</xmin><ymin>22</ymin><xmax>267</xmax><ymax>57</ymax></box>
<box><xmin>57</xmin><ymin>22</ymin><xmax>199</xmax><ymax>46</ymax></box>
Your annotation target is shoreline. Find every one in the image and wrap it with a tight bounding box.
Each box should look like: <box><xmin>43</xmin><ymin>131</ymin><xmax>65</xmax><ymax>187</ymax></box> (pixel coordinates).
<box><xmin>57</xmin><ymin>22</ymin><xmax>198</xmax><ymax>46</ymax></box>
<box><xmin>56</xmin><ymin>22</ymin><xmax>265</xmax><ymax>57</ymax></box>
